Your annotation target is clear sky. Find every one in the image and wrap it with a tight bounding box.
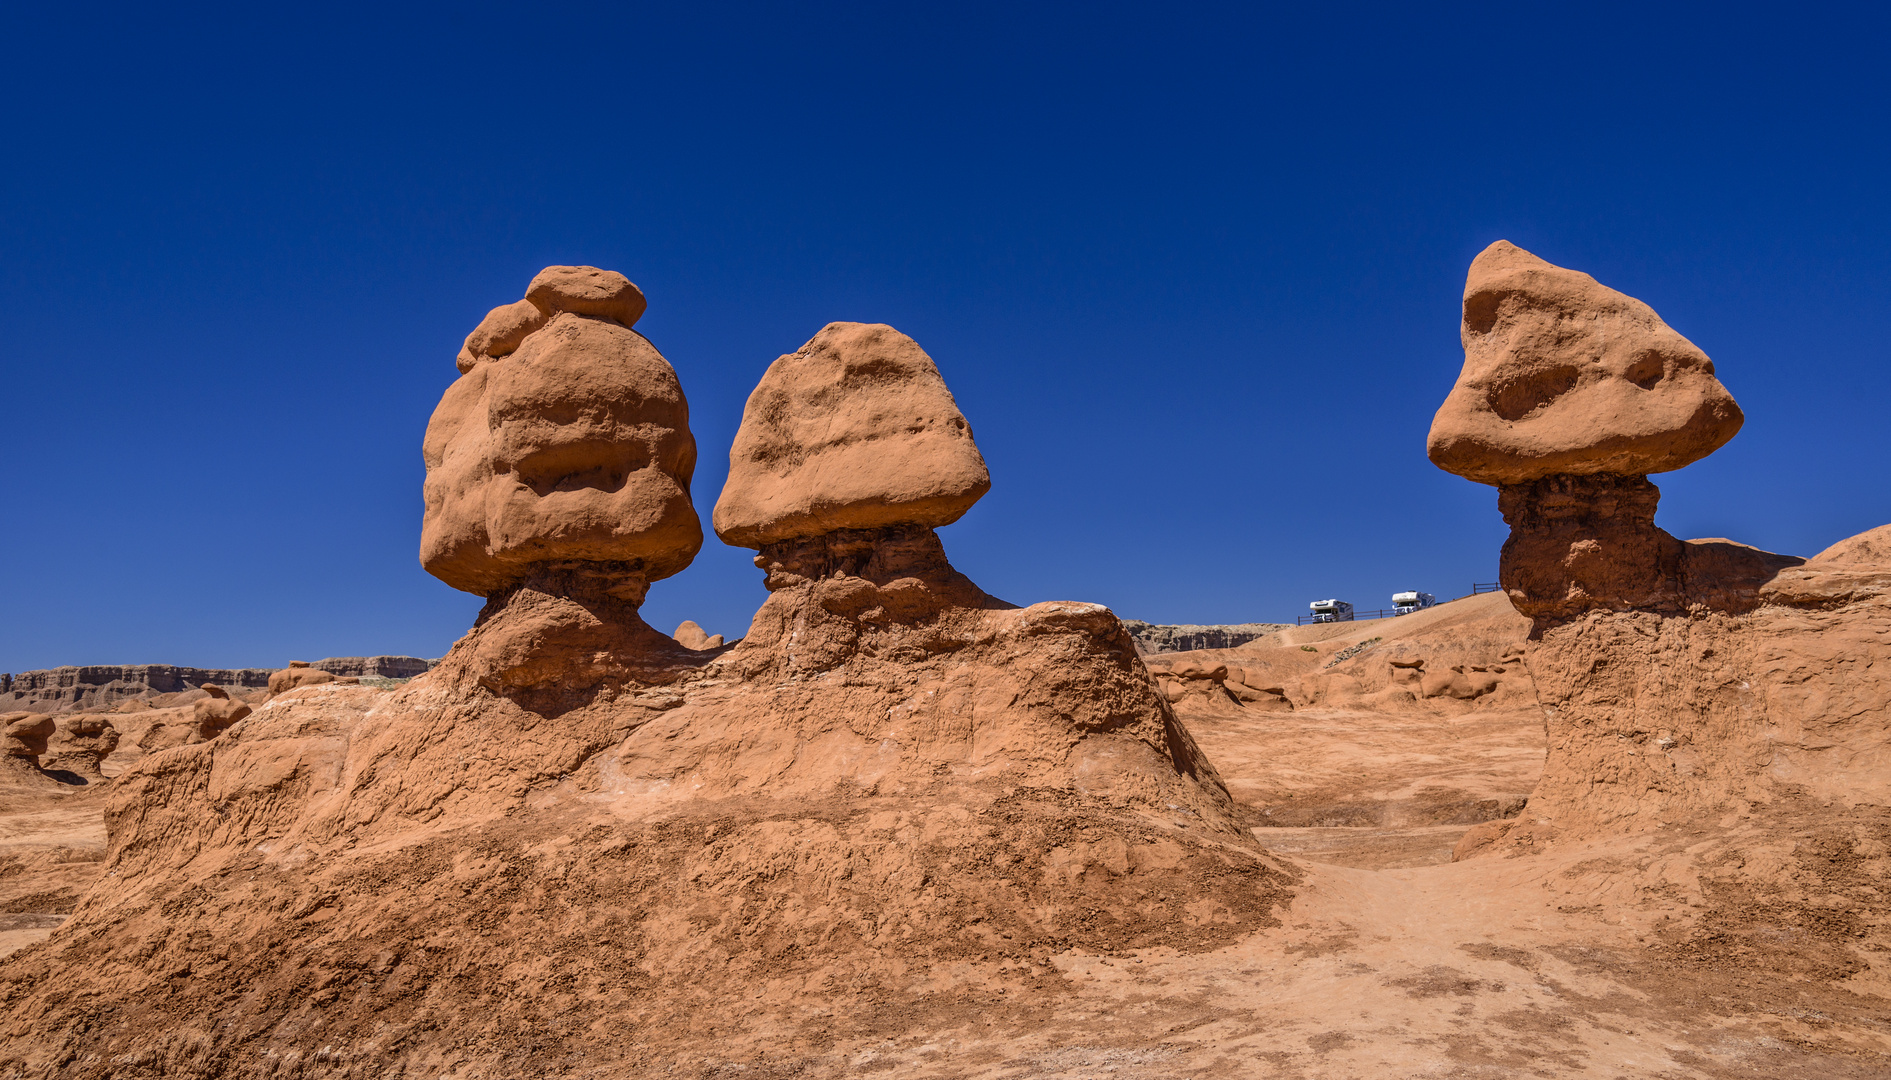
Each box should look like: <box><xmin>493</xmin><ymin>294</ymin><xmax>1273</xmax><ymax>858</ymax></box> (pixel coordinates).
<box><xmin>2</xmin><ymin>3</ymin><xmax>1887</xmax><ymax>671</ymax></box>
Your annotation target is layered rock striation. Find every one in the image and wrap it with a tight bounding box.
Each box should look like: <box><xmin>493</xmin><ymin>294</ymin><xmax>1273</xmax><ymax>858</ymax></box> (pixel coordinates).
<box><xmin>0</xmin><ymin>657</ymin><xmax>436</xmax><ymax>712</ymax></box>
<box><xmin>1431</xmin><ymin>243</ymin><xmax>1891</xmax><ymax>852</ymax></box>
<box><xmin>1121</xmin><ymin>620</ymin><xmax>1291</xmax><ymax>655</ymax></box>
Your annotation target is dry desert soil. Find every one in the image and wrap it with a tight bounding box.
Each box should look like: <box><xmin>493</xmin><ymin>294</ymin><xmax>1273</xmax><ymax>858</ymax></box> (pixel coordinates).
<box><xmin>4</xmin><ymin>591</ymin><xmax>1887</xmax><ymax>1079</ymax></box>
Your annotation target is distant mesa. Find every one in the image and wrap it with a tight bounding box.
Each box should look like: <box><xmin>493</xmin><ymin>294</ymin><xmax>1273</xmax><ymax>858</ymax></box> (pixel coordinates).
<box><xmin>0</xmin><ymin>657</ymin><xmax>436</xmax><ymax>713</ymax></box>
<box><xmin>1121</xmin><ymin>620</ymin><xmax>1290</xmax><ymax>654</ymax></box>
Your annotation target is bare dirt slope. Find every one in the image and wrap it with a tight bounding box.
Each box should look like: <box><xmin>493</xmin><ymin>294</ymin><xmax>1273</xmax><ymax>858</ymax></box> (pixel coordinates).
<box><xmin>5</xmin><ymin>580</ymin><xmax>1890</xmax><ymax>1075</ymax></box>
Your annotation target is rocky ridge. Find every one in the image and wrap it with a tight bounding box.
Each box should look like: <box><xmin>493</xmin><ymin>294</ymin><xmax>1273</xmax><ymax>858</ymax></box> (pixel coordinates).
<box><xmin>0</xmin><ymin>656</ymin><xmax>436</xmax><ymax>712</ymax></box>
<box><xmin>0</xmin><ymin>274</ymin><xmax>1292</xmax><ymax>1077</ymax></box>
<box><xmin>1119</xmin><ymin>619</ymin><xmax>1289</xmax><ymax>654</ymax></box>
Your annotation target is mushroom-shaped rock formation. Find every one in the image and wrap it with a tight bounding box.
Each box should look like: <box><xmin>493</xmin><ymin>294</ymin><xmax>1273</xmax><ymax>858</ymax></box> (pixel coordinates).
<box><xmin>422</xmin><ymin>267</ymin><xmax>707</xmax><ymax>701</ymax></box>
<box><xmin>1427</xmin><ymin>246</ymin><xmax>1891</xmax><ymax>861</ymax></box>
<box><xmin>1429</xmin><ymin>240</ymin><xmax>1743</xmax><ymax>486</ymax></box>
<box><xmin>0</xmin><ymin>313</ymin><xmax>1291</xmax><ymax>1072</ymax></box>
<box><xmin>714</xmin><ymin>322</ymin><xmax>990</xmax><ymax>551</ymax></box>
<box><xmin>1429</xmin><ymin>241</ymin><xmax>1793</xmax><ymax>623</ymax></box>
<box><xmin>41</xmin><ymin>714</ymin><xmax>119</xmax><ymax>781</ymax></box>
<box><xmin>1</xmin><ymin>712</ymin><xmax>57</xmax><ymax>785</ymax></box>
<box><xmin>424</xmin><ymin>265</ymin><xmax>701</xmax><ymax>601</ymax></box>
<box><xmin>191</xmin><ymin>684</ymin><xmax>252</xmax><ymax>741</ymax></box>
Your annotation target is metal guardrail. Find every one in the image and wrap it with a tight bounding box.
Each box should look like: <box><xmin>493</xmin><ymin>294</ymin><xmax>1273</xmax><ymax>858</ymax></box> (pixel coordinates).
<box><xmin>1296</xmin><ymin>607</ymin><xmax>1399</xmax><ymax>625</ymax></box>
<box><xmin>1294</xmin><ymin>583</ymin><xmax>1500</xmax><ymax>624</ymax></box>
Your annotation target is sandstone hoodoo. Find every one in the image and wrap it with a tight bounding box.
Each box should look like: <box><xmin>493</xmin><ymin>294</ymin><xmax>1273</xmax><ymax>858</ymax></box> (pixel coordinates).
<box><xmin>39</xmin><ymin>714</ymin><xmax>118</xmax><ymax>781</ymax></box>
<box><xmin>0</xmin><ymin>301</ymin><xmax>1288</xmax><ymax>1076</ymax></box>
<box><xmin>1430</xmin><ymin>243</ymin><xmax>1891</xmax><ymax>854</ymax></box>
<box><xmin>1430</xmin><ymin>240</ymin><xmax>1793</xmax><ymax>623</ymax></box>
<box><xmin>713</xmin><ymin>321</ymin><xmax>990</xmax><ymax>549</ymax></box>
<box><xmin>424</xmin><ymin>264</ymin><xmax>701</xmax><ymax>602</ymax></box>
<box><xmin>190</xmin><ymin>684</ymin><xmax>251</xmax><ymax>741</ymax></box>
<box><xmin>1</xmin><ymin>713</ymin><xmax>57</xmax><ymax>784</ymax></box>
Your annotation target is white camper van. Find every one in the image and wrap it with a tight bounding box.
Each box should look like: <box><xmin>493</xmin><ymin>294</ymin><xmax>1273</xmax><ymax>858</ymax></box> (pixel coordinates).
<box><xmin>1308</xmin><ymin>599</ymin><xmax>1354</xmax><ymax>623</ymax></box>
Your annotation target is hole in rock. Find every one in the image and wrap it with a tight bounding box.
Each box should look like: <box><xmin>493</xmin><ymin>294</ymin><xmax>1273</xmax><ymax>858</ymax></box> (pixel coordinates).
<box><xmin>1463</xmin><ymin>289</ymin><xmax>1504</xmax><ymax>335</ymax></box>
<box><xmin>512</xmin><ymin>440</ymin><xmax>647</xmax><ymax>497</ymax></box>
<box><xmin>1626</xmin><ymin>351</ymin><xmax>1666</xmax><ymax>390</ymax></box>
<box><xmin>1486</xmin><ymin>365</ymin><xmax>1581</xmax><ymax>422</ymax></box>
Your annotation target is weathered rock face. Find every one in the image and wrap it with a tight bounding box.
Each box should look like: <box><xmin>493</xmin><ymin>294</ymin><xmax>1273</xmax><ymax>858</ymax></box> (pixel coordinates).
<box><xmin>1460</xmin><ymin>526</ymin><xmax>1891</xmax><ymax>856</ymax></box>
<box><xmin>423</xmin><ymin>266</ymin><xmax>701</xmax><ymax>598</ymax></box>
<box><xmin>40</xmin><ymin>715</ymin><xmax>118</xmax><ymax>780</ymax></box>
<box><xmin>1426</xmin><ymin>247</ymin><xmax>1891</xmax><ymax>855</ymax></box>
<box><xmin>713</xmin><ymin>322</ymin><xmax>990</xmax><ymax>548</ymax></box>
<box><xmin>1495</xmin><ymin>474</ymin><xmax>1804</xmax><ymax>621</ymax></box>
<box><xmin>1428</xmin><ymin>241</ymin><xmax>1743</xmax><ymax>486</ymax></box>
<box><xmin>0</xmin><ymin>657</ymin><xmax>436</xmax><ymax>713</ymax></box>
<box><xmin>1121</xmin><ymin>620</ymin><xmax>1290</xmax><ymax>655</ymax></box>
<box><xmin>0</xmin><ymin>314</ymin><xmax>1291</xmax><ymax>1076</ymax></box>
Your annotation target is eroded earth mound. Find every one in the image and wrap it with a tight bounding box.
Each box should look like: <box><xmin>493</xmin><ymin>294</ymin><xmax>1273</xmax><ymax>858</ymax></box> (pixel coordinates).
<box><xmin>2</xmin><ymin>254</ymin><xmax>1889</xmax><ymax>1078</ymax></box>
<box><xmin>0</xmin><ymin>295</ymin><xmax>1291</xmax><ymax>1078</ymax></box>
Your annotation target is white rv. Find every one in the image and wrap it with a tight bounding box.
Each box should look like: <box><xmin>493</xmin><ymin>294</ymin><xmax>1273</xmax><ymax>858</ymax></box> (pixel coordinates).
<box><xmin>1392</xmin><ymin>590</ymin><xmax>1437</xmax><ymax>615</ymax></box>
<box><xmin>1308</xmin><ymin>599</ymin><xmax>1354</xmax><ymax>623</ymax></box>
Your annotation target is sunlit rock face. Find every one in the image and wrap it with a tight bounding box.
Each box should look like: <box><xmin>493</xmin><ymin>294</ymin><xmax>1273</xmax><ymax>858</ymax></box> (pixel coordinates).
<box><xmin>1428</xmin><ymin>240</ymin><xmax>1742</xmax><ymax>487</ymax></box>
<box><xmin>713</xmin><ymin>321</ymin><xmax>989</xmax><ymax>551</ymax></box>
<box><xmin>421</xmin><ymin>265</ymin><xmax>701</xmax><ymax>602</ymax></box>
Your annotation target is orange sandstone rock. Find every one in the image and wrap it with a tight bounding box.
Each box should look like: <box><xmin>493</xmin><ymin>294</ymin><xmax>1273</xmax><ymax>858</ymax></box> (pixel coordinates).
<box><xmin>41</xmin><ymin>714</ymin><xmax>118</xmax><ymax>780</ymax></box>
<box><xmin>191</xmin><ymin>684</ymin><xmax>252</xmax><ymax>740</ymax></box>
<box><xmin>422</xmin><ymin>267</ymin><xmax>701</xmax><ymax>598</ymax></box>
<box><xmin>1428</xmin><ymin>241</ymin><xmax>1743</xmax><ymax>486</ymax></box>
<box><xmin>2</xmin><ymin>713</ymin><xmax>54</xmax><ymax>760</ymax></box>
<box><xmin>671</xmin><ymin>620</ymin><xmax>724</xmax><ymax>650</ymax></box>
<box><xmin>266</xmin><ymin>662</ymin><xmax>336</xmax><ymax>698</ymax></box>
<box><xmin>713</xmin><ymin>322</ymin><xmax>989</xmax><ymax>548</ymax></box>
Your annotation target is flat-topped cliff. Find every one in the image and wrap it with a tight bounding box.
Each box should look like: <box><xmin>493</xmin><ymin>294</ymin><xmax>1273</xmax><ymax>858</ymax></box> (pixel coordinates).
<box><xmin>0</xmin><ymin>656</ymin><xmax>436</xmax><ymax>711</ymax></box>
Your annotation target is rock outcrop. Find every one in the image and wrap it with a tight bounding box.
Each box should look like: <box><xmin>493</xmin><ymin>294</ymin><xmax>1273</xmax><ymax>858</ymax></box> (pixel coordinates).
<box><xmin>713</xmin><ymin>322</ymin><xmax>990</xmax><ymax>548</ymax></box>
<box><xmin>39</xmin><ymin>715</ymin><xmax>118</xmax><ymax>781</ymax></box>
<box><xmin>0</xmin><ymin>657</ymin><xmax>435</xmax><ymax>712</ymax></box>
<box><xmin>0</xmin><ymin>713</ymin><xmax>56</xmax><ymax>786</ymax></box>
<box><xmin>265</xmin><ymin>661</ymin><xmax>338</xmax><ymax>697</ymax></box>
<box><xmin>0</xmin><ymin>310</ymin><xmax>1290</xmax><ymax>1076</ymax></box>
<box><xmin>1121</xmin><ymin>620</ymin><xmax>1290</xmax><ymax>654</ymax></box>
<box><xmin>1429</xmin><ymin>243</ymin><xmax>1891</xmax><ymax>853</ymax></box>
<box><xmin>670</xmin><ymin>619</ymin><xmax>724</xmax><ymax>650</ymax></box>
<box><xmin>190</xmin><ymin>685</ymin><xmax>252</xmax><ymax>741</ymax></box>
<box><xmin>423</xmin><ymin>265</ymin><xmax>701</xmax><ymax>599</ymax></box>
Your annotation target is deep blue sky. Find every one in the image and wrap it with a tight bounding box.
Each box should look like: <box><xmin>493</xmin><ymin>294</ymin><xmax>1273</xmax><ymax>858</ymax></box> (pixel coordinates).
<box><xmin>3</xmin><ymin>3</ymin><xmax>1887</xmax><ymax>671</ymax></box>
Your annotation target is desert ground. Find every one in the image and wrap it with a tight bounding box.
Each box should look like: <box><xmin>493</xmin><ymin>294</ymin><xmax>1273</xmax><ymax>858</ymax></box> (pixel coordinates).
<box><xmin>2</xmin><ymin>252</ymin><xmax>1887</xmax><ymax>1078</ymax></box>
<box><xmin>4</xmin><ymin>588</ymin><xmax>1887</xmax><ymax>1078</ymax></box>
